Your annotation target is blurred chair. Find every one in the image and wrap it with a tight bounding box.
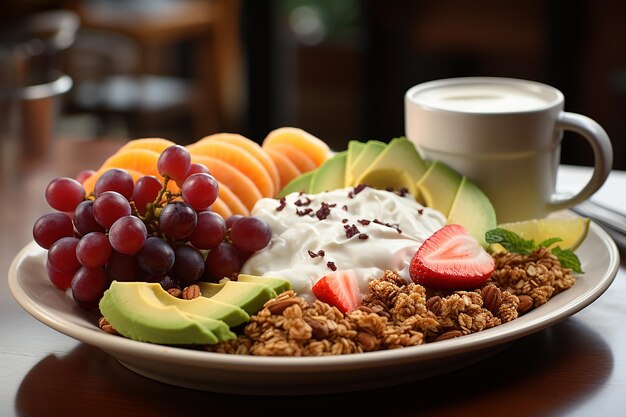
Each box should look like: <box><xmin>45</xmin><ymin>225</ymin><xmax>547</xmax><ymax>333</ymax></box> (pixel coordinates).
<box><xmin>63</xmin><ymin>0</ymin><xmax>243</xmax><ymax>140</ymax></box>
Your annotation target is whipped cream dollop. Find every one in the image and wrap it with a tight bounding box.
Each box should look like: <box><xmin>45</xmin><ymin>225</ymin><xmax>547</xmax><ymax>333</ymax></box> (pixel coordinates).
<box><xmin>240</xmin><ymin>186</ymin><xmax>447</xmax><ymax>300</ymax></box>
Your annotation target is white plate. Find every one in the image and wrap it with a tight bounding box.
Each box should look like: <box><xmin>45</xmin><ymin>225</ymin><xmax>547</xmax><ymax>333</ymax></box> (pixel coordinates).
<box><xmin>8</xmin><ymin>222</ymin><xmax>620</xmax><ymax>395</ymax></box>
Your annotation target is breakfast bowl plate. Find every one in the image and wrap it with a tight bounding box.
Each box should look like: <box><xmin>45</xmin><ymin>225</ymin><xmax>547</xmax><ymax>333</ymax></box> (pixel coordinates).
<box><xmin>8</xmin><ymin>220</ymin><xmax>619</xmax><ymax>395</ymax></box>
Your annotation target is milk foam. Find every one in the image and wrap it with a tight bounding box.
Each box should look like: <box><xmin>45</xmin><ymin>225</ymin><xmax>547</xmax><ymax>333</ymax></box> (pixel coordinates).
<box><xmin>413</xmin><ymin>83</ymin><xmax>554</xmax><ymax>113</ymax></box>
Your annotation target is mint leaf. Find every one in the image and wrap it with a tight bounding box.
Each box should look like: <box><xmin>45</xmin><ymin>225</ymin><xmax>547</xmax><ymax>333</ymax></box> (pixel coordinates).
<box><xmin>538</xmin><ymin>237</ymin><xmax>562</xmax><ymax>248</ymax></box>
<box><xmin>485</xmin><ymin>228</ymin><xmax>584</xmax><ymax>273</ymax></box>
<box><xmin>485</xmin><ymin>228</ymin><xmax>535</xmax><ymax>254</ymax></box>
<box><xmin>551</xmin><ymin>247</ymin><xmax>583</xmax><ymax>273</ymax></box>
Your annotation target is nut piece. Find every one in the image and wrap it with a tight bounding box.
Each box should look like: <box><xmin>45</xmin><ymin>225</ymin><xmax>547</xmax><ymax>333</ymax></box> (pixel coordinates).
<box><xmin>167</xmin><ymin>288</ymin><xmax>183</xmax><ymax>298</ymax></box>
<box><xmin>517</xmin><ymin>295</ymin><xmax>534</xmax><ymax>314</ymax></box>
<box><xmin>356</xmin><ymin>331</ymin><xmax>378</xmax><ymax>351</ymax></box>
<box><xmin>304</xmin><ymin>317</ymin><xmax>329</xmax><ymax>339</ymax></box>
<box><xmin>266</xmin><ymin>298</ymin><xmax>300</xmax><ymax>315</ymax></box>
<box><xmin>425</xmin><ymin>296</ymin><xmax>443</xmax><ymax>315</ymax></box>
<box><xmin>182</xmin><ymin>284</ymin><xmax>201</xmax><ymax>300</ymax></box>
<box><xmin>481</xmin><ymin>284</ymin><xmax>503</xmax><ymax>314</ymax></box>
<box><xmin>434</xmin><ymin>330</ymin><xmax>463</xmax><ymax>342</ymax></box>
<box><xmin>98</xmin><ymin>316</ymin><xmax>119</xmax><ymax>335</ymax></box>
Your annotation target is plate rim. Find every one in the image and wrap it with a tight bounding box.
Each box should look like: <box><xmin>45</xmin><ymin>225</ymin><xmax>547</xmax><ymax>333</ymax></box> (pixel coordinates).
<box><xmin>8</xmin><ymin>221</ymin><xmax>621</xmax><ymax>373</ymax></box>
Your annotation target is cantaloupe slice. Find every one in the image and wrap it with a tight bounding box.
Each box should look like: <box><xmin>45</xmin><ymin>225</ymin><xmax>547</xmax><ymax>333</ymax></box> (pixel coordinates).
<box><xmin>263</xmin><ymin>127</ymin><xmax>330</xmax><ymax>166</ymax></box>
<box><xmin>210</xmin><ymin>197</ymin><xmax>233</xmax><ymax>219</ymax></box>
<box><xmin>187</xmin><ymin>141</ymin><xmax>275</xmax><ymax>198</ymax></box>
<box><xmin>190</xmin><ymin>155</ymin><xmax>262</xmax><ymax>211</ymax></box>
<box><xmin>118</xmin><ymin>138</ymin><xmax>176</xmax><ymax>154</ymax></box>
<box><xmin>265</xmin><ymin>142</ymin><xmax>317</xmax><ymax>173</ymax></box>
<box><xmin>198</xmin><ymin>133</ymin><xmax>280</xmax><ymax>193</ymax></box>
<box><xmin>216</xmin><ymin>180</ymin><xmax>249</xmax><ymax>216</ymax></box>
<box><xmin>264</xmin><ymin>147</ymin><xmax>301</xmax><ymax>190</ymax></box>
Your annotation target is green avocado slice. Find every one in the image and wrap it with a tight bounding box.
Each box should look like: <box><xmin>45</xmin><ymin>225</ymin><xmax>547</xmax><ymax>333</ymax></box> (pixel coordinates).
<box><xmin>99</xmin><ymin>282</ymin><xmax>235</xmax><ymax>344</ymax></box>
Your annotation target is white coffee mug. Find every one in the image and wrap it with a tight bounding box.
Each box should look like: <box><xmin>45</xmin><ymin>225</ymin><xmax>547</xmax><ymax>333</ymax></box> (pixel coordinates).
<box><xmin>404</xmin><ymin>77</ymin><xmax>613</xmax><ymax>223</ymax></box>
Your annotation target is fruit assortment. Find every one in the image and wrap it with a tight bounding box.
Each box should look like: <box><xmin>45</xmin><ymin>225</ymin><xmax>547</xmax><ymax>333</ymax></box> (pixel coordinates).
<box><xmin>34</xmin><ymin>144</ymin><xmax>276</xmax><ymax>309</ymax></box>
<box><xmin>30</xmin><ymin>127</ymin><xmax>586</xmax><ymax>351</ymax></box>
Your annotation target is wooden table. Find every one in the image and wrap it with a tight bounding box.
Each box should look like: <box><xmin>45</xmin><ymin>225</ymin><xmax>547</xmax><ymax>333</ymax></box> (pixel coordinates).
<box><xmin>1</xmin><ymin>139</ymin><xmax>625</xmax><ymax>416</ymax></box>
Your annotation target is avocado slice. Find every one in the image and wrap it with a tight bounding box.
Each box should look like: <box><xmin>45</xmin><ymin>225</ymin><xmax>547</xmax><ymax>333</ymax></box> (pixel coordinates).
<box><xmin>99</xmin><ymin>281</ymin><xmax>235</xmax><ymax>344</ymax></box>
<box><xmin>345</xmin><ymin>140</ymin><xmax>366</xmax><ymax>186</ymax></box>
<box><xmin>416</xmin><ymin>161</ymin><xmax>463</xmax><ymax>217</ymax></box>
<box><xmin>203</xmin><ymin>281</ymin><xmax>277</xmax><ymax>315</ymax></box>
<box><xmin>345</xmin><ymin>140</ymin><xmax>386</xmax><ymax>186</ymax></box>
<box><xmin>279</xmin><ymin>170</ymin><xmax>314</xmax><ymax>197</ymax></box>
<box><xmin>237</xmin><ymin>274</ymin><xmax>292</xmax><ymax>293</ymax></box>
<box><xmin>355</xmin><ymin>137</ymin><xmax>429</xmax><ymax>196</ymax></box>
<box><xmin>447</xmin><ymin>176</ymin><xmax>497</xmax><ymax>247</ymax></box>
<box><xmin>148</xmin><ymin>283</ymin><xmax>250</xmax><ymax>327</ymax></box>
<box><xmin>308</xmin><ymin>151</ymin><xmax>347</xmax><ymax>194</ymax></box>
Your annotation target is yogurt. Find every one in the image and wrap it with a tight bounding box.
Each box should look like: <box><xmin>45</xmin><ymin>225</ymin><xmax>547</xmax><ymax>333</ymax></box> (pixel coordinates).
<box><xmin>240</xmin><ymin>186</ymin><xmax>446</xmax><ymax>300</ymax></box>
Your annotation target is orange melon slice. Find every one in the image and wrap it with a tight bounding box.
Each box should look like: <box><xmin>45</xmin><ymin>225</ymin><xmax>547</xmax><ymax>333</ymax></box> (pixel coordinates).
<box><xmin>190</xmin><ymin>155</ymin><xmax>262</xmax><ymax>211</ymax></box>
<box><xmin>198</xmin><ymin>133</ymin><xmax>280</xmax><ymax>193</ymax></box>
<box><xmin>216</xmin><ymin>180</ymin><xmax>249</xmax><ymax>216</ymax></box>
<box><xmin>187</xmin><ymin>140</ymin><xmax>275</xmax><ymax>198</ymax></box>
<box><xmin>265</xmin><ymin>142</ymin><xmax>317</xmax><ymax>173</ymax></box>
<box><xmin>263</xmin><ymin>127</ymin><xmax>330</xmax><ymax>166</ymax></box>
<box><xmin>118</xmin><ymin>137</ymin><xmax>176</xmax><ymax>154</ymax></box>
<box><xmin>210</xmin><ymin>197</ymin><xmax>232</xmax><ymax>219</ymax></box>
<box><xmin>264</xmin><ymin>147</ymin><xmax>302</xmax><ymax>190</ymax></box>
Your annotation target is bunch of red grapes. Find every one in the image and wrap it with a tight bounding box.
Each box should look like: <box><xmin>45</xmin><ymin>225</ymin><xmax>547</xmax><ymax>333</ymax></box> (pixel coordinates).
<box><xmin>32</xmin><ymin>145</ymin><xmax>272</xmax><ymax>309</ymax></box>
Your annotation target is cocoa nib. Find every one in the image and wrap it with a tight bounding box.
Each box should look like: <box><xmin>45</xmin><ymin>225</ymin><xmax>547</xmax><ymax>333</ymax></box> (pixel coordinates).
<box><xmin>308</xmin><ymin>249</ymin><xmax>325</xmax><ymax>258</ymax></box>
<box><xmin>276</xmin><ymin>197</ymin><xmax>286</xmax><ymax>211</ymax></box>
<box><xmin>327</xmin><ymin>261</ymin><xmax>337</xmax><ymax>271</ymax></box>
<box><xmin>296</xmin><ymin>208</ymin><xmax>313</xmax><ymax>217</ymax></box>
<box><xmin>315</xmin><ymin>202</ymin><xmax>336</xmax><ymax>220</ymax></box>
<box><xmin>348</xmin><ymin>184</ymin><xmax>368</xmax><ymax>199</ymax></box>
<box><xmin>294</xmin><ymin>197</ymin><xmax>312</xmax><ymax>206</ymax></box>
<box><xmin>373</xmin><ymin>219</ymin><xmax>402</xmax><ymax>234</ymax></box>
<box><xmin>344</xmin><ymin>224</ymin><xmax>360</xmax><ymax>239</ymax></box>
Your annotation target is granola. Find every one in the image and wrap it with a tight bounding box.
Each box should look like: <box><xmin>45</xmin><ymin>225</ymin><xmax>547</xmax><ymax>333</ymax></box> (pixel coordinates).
<box><xmin>206</xmin><ymin>249</ymin><xmax>575</xmax><ymax>356</ymax></box>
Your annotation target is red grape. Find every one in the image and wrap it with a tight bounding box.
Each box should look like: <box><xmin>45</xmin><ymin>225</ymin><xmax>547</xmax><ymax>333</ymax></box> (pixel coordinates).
<box><xmin>203</xmin><ymin>242</ymin><xmax>241</xmax><ymax>282</ymax></box>
<box><xmin>230</xmin><ymin>216</ymin><xmax>272</xmax><ymax>252</ymax></box>
<box><xmin>132</xmin><ymin>175</ymin><xmax>162</xmax><ymax>216</ymax></box>
<box><xmin>225</xmin><ymin>214</ymin><xmax>244</xmax><ymax>229</ymax></box>
<box><xmin>93</xmin><ymin>191</ymin><xmax>131</xmax><ymax>229</ymax></box>
<box><xmin>105</xmin><ymin>250</ymin><xmax>139</xmax><ymax>282</ymax></box>
<box><xmin>76</xmin><ymin>232</ymin><xmax>112</xmax><ymax>268</ymax></box>
<box><xmin>45</xmin><ymin>177</ymin><xmax>85</xmax><ymax>212</ymax></box>
<box><xmin>71</xmin><ymin>266</ymin><xmax>109</xmax><ymax>309</ymax></box>
<box><xmin>75</xmin><ymin>169</ymin><xmax>95</xmax><ymax>184</ymax></box>
<box><xmin>157</xmin><ymin>145</ymin><xmax>190</xmax><ymax>181</ymax></box>
<box><xmin>159</xmin><ymin>275</ymin><xmax>178</xmax><ymax>291</ymax></box>
<box><xmin>94</xmin><ymin>168</ymin><xmax>134</xmax><ymax>200</ymax></box>
<box><xmin>47</xmin><ymin>237</ymin><xmax>80</xmax><ymax>273</ymax></box>
<box><xmin>138</xmin><ymin>237</ymin><xmax>175</xmax><ymax>275</ymax></box>
<box><xmin>176</xmin><ymin>162</ymin><xmax>210</xmax><ymax>188</ymax></box>
<box><xmin>189</xmin><ymin>211</ymin><xmax>226</xmax><ymax>249</ymax></box>
<box><xmin>46</xmin><ymin>260</ymin><xmax>75</xmax><ymax>290</ymax></box>
<box><xmin>109</xmin><ymin>215</ymin><xmax>147</xmax><ymax>254</ymax></box>
<box><xmin>171</xmin><ymin>245</ymin><xmax>205</xmax><ymax>286</ymax></box>
<box><xmin>33</xmin><ymin>212</ymin><xmax>74</xmax><ymax>249</ymax></box>
<box><xmin>73</xmin><ymin>200</ymin><xmax>105</xmax><ymax>235</ymax></box>
<box><xmin>181</xmin><ymin>173</ymin><xmax>219</xmax><ymax>210</ymax></box>
<box><xmin>159</xmin><ymin>202</ymin><xmax>197</xmax><ymax>240</ymax></box>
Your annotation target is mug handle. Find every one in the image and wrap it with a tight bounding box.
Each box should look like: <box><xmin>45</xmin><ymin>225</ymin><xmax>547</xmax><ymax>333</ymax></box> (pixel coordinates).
<box><xmin>547</xmin><ymin>112</ymin><xmax>613</xmax><ymax>211</ymax></box>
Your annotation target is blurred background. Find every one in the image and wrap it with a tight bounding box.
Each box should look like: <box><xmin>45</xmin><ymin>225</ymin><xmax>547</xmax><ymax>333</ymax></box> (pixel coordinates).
<box><xmin>2</xmin><ymin>0</ymin><xmax>626</xmax><ymax>175</ymax></box>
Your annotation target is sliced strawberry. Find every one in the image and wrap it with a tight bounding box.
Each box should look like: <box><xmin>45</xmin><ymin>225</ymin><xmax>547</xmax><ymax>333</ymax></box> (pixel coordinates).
<box><xmin>410</xmin><ymin>224</ymin><xmax>494</xmax><ymax>290</ymax></box>
<box><xmin>312</xmin><ymin>270</ymin><xmax>362</xmax><ymax>313</ymax></box>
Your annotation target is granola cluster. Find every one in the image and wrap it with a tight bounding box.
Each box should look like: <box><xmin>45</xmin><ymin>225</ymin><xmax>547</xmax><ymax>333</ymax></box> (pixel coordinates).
<box><xmin>490</xmin><ymin>247</ymin><xmax>576</xmax><ymax>308</ymax></box>
<box><xmin>208</xmin><ymin>249</ymin><xmax>575</xmax><ymax>356</ymax></box>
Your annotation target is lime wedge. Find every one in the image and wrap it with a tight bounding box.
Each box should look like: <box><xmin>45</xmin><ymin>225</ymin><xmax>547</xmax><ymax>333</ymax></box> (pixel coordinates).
<box><xmin>497</xmin><ymin>217</ymin><xmax>590</xmax><ymax>250</ymax></box>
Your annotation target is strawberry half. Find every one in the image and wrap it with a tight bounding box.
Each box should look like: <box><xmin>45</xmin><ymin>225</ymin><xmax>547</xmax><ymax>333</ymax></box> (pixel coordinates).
<box><xmin>312</xmin><ymin>270</ymin><xmax>362</xmax><ymax>313</ymax></box>
<box><xmin>409</xmin><ymin>224</ymin><xmax>495</xmax><ymax>290</ymax></box>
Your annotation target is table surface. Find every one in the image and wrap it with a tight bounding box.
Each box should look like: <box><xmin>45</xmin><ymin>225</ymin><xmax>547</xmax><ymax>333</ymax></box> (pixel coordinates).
<box><xmin>1</xmin><ymin>138</ymin><xmax>625</xmax><ymax>417</ymax></box>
